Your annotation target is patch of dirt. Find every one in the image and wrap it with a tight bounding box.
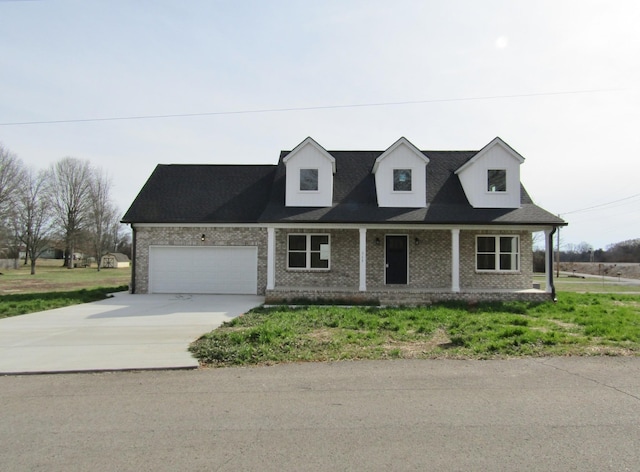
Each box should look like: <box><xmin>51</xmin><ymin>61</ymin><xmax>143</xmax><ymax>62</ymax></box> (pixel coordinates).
<box><xmin>547</xmin><ymin>319</ymin><xmax>581</xmax><ymax>330</ymax></box>
<box><xmin>382</xmin><ymin>328</ymin><xmax>452</xmax><ymax>358</ymax></box>
<box><xmin>612</xmin><ymin>300</ymin><xmax>640</xmax><ymax>308</ymax></box>
<box><xmin>307</xmin><ymin>328</ymin><xmax>337</xmax><ymax>343</ymax></box>
<box><xmin>584</xmin><ymin>345</ymin><xmax>638</xmax><ymax>356</ymax></box>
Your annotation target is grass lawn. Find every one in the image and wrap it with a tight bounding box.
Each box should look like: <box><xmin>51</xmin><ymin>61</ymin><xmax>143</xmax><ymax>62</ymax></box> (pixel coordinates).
<box><xmin>0</xmin><ymin>259</ymin><xmax>130</xmax><ymax>318</ymax></box>
<box><xmin>0</xmin><ymin>259</ymin><xmax>130</xmax><ymax>295</ymax></box>
<box><xmin>190</xmin><ymin>292</ymin><xmax>640</xmax><ymax>366</ymax></box>
<box><xmin>534</xmin><ymin>273</ymin><xmax>640</xmax><ymax>293</ymax></box>
<box><xmin>0</xmin><ymin>286</ymin><xmax>129</xmax><ymax>319</ymax></box>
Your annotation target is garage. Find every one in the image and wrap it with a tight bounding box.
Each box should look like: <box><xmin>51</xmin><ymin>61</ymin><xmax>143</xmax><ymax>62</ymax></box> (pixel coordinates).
<box><xmin>149</xmin><ymin>246</ymin><xmax>258</xmax><ymax>294</ymax></box>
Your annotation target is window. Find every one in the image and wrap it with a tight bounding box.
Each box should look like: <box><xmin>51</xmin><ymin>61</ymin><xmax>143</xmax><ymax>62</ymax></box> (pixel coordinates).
<box><xmin>487</xmin><ymin>169</ymin><xmax>506</xmax><ymax>192</ymax></box>
<box><xmin>393</xmin><ymin>169</ymin><xmax>412</xmax><ymax>191</ymax></box>
<box><xmin>476</xmin><ymin>236</ymin><xmax>519</xmax><ymax>271</ymax></box>
<box><xmin>299</xmin><ymin>168</ymin><xmax>318</xmax><ymax>191</ymax></box>
<box><xmin>288</xmin><ymin>234</ymin><xmax>330</xmax><ymax>269</ymax></box>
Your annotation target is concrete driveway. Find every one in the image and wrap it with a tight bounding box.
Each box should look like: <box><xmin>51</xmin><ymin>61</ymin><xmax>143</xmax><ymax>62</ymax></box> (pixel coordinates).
<box><xmin>0</xmin><ymin>292</ymin><xmax>264</xmax><ymax>375</ymax></box>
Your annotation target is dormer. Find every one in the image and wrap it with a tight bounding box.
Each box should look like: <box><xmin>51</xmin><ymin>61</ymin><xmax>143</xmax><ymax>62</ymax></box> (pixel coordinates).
<box><xmin>284</xmin><ymin>137</ymin><xmax>336</xmax><ymax>207</ymax></box>
<box><xmin>455</xmin><ymin>137</ymin><xmax>524</xmax><ymax>209</ymax></box>
<box><xmin>372</xmin><ymin>137</ymin><xmax>429</xmax><ymax>208</ymax></box>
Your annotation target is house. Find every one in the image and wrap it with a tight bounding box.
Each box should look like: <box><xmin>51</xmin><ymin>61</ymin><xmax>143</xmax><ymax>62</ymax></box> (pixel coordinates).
<box><xmin>101</xmin><ymin>252</ymin><xmax>131</xmax><ymax>269</ymax></box>
<box><xmin>122</xmin><ymin>136</ymin><xmax>566</xmax><ymax>305</ymax></box>
<box><xmin>17</xmin><ymin>246</ymin><xmax>64</xmax><ymax>260</ymax></box>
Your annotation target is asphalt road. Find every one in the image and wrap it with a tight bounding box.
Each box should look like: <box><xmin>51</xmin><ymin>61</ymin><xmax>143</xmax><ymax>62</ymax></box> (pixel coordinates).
<box><xmin>2</xmin><ymin>358</ymin><xmax>639</xmax><ymax>471</ymax></box>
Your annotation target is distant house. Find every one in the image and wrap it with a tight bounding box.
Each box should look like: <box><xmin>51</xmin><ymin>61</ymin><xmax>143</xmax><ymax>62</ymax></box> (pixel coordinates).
<box><xmin>18</xmin><ymin>247</ymin><xmax>64</xmax><ymax>260</ymax></box>
<box><xmin>122</xmin><ymin>136</ymin><xmax>566</xmax><ymax>304</ymax></box>
<box><xmin>101</xmin><ymin>253</ymin><xmax>130</xmax><ymax>269</ymax></box>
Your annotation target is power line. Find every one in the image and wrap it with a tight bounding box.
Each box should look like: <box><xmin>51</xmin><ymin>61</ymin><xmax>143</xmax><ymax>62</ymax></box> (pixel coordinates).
<box><xmin>0</xmin><ymin>88</ymin><xmax>626</xmax><ymax>127</ymax></box>
<box><xmin>568</xmin><ymin>206</ymin><xmax>640</xmax><ymax>225</ymax></box>
<box><xmin>561</xmin><ymin>193</ymin><xmax>640</xmax><ymax>216</ymax></box>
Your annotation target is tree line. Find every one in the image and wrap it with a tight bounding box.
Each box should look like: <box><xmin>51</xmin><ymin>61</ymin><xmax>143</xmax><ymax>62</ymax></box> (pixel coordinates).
<box><xmin>0</xmin><ymin>142</ymin><xmax>128</xmax><ymax>274</ymax></box>
<box><xmin>533</xmin><ymin>238</ymin><xmax>640</xmax><ymax>272</ymax></box>
<box><xmin>558</xmin><ymin>239</ymin><xmax>640</xmax><ymax>263</ymax></box>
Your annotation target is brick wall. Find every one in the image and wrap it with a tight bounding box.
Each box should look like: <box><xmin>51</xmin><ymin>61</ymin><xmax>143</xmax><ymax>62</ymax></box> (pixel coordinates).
<box><xmin>365</xmin><ymin>230</ymin><xmax>451</xmax><ymax>290</ymax></box>
<box><xmin>265</xmin><ymin>289</ymin><xmax>552</xmax><ymax>306</ymax></box>
<box><xmin>133</xmin><ymin>226</ymin><xmax>267</xmax><ymax>294</ymax></box>
<box><xmin>275</xmin><ymin>229</ymin><xmax>359</xmax><ymax>289</ymax></box>
<box><xmin>274</xmin><ymin>228</ymin><xmax>531</xmax><ymax>292</ymax></box>
<box><xmin>134</xmin><ymin>226</ymin><xmax>535</xmax><ymax>297</ymax></box>
<box><xmin>459</xmin><ymin>230</ymin><xmax>533</xmax><ymax>290</ymax></box>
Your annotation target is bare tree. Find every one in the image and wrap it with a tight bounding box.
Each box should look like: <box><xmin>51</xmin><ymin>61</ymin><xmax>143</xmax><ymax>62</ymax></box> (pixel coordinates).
<box><xmin>0</xmin><ymin>143</ymin><xmax>25</xmax><ymax>219</ymax></box>
<box><xmin>87</xmin><ymin>168</ymin><xmax>119</xmax><ymax>271</ymax></box>
<box><xmin>13</xmin><ymin>168</ymin><xmax>53</xmax><ymax>274</ymax></box>
<box><xmin>0</xmin><ymin>144</ymin><xmax>25</xmax><ymax>264</ymax></box>
<box><xmin>113</xmin><ymin>224</ymin><xmax>131</xmax><ymax>258</ymax></box>
<box><xmin>47</xmin><ymin>157</ymin><xmax>92</xmax><ymax>269</ymax></box>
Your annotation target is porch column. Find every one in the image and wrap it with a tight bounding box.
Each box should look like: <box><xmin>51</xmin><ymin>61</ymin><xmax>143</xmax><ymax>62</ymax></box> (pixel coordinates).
<box><xmin>359</xmin><ymin>228</ymin><xmax>367</xmax><ymax>291</ymax></box>
<box><xmin>451</xmin><ymin>228</ymin><xmax>460</xmax><ymax>292</ymax></box>
<box><xmin>267</xmin><ymin>227</ymin><xmax>275</xmax><ymax>290</ymax></box>
<box><xmin>544</xmin><ymin>228</ymin><xmax>553</xmax><ymax>294</ymax></box>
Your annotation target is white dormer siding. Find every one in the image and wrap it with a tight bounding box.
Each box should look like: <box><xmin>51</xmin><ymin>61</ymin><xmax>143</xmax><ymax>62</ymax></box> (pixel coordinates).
<box><xmin>455</xmin><ymin>137</ymin><xmax>524</xmax><ymax>209</ymax></box>
<box><xmin>284</xmin><ymin>137</ymin><xmax>336</xmax><ymax>207</ymax></box>
<box><xmin>372</xmin><ymin>137</ymin><xmax>429</xmax><ymax>208</ymax></box>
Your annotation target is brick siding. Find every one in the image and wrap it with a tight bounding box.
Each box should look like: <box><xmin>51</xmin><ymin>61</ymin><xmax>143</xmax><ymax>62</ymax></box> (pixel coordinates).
<box><xmin>265</xmin><ymin>289</ymin><xmax>551</xmax><ymax>306</ymax></box>
<box><xmin>275</xmin><ymin>229</ymin><xmax>359</xmax><ymax>289</ymax></box>
<box><xmin>134</xmin><ymin>226</ymin><xmax>538</xmax><ymax>301</ymax></box>
<box><xmin>459</xmin><ymin>230</ymin><xmax>533</xmax><ymax>290</ymax></box>
<box><xmin>133</xmin><ymin>226</ymin><xmax>267</xmax><ymax>294</ymax></box>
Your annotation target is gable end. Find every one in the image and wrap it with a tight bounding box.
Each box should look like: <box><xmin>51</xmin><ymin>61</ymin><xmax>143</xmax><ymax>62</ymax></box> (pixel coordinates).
<box><xmin>455</xmin><ymin>137</ymin><xmax>524</xmax><ymax>209</ymax></box>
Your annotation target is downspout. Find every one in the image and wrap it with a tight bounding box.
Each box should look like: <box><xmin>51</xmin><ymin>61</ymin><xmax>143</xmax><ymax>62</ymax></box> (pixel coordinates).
<box><xmin>130</xmin><ymin>224</ymin><xmax>136</xmax><ymax>294</ymax></box>
<box><xmin>548</xmin><ymin>226</ymin><xmax>557</xmax><ymax>302</ymax></box>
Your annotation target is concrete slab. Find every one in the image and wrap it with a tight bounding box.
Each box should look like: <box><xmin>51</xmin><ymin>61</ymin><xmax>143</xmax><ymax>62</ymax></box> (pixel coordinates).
<box><xmin>0</xmin><ymin>292</ymin><xmax>264</xmax><ymax>375</ymax></box>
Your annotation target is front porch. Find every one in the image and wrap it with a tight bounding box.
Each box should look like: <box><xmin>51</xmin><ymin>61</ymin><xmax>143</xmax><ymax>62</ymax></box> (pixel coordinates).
<box><xmin>265</xmin><ymin>225</ymin><xmax>557</xmax><ymax>305</ymax></box>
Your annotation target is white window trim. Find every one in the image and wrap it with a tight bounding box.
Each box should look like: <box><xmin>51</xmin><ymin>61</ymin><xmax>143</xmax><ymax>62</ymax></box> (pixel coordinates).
<box><xmin>299</xmin><ymin>168</ymin><xmax>319</xmax><ymax>192</ymax></box>
<box><xmin>287</xmin><ymin>233</ymin><xmax>331</xmax><ymax>271</ymax></box>
<box><xmin>487</xmin><ymin>169</ymin><xmax>508</xmax><ymax>193</ymax></box>
<box><xmin>475</xmin><ymin>235</ymin><xmax>520</xmax><ymax>272</ymax></box>
<box><xmin>392</xmin><ymin>168</ymin><xmax>414</xmax><ymax>193</ymax></box>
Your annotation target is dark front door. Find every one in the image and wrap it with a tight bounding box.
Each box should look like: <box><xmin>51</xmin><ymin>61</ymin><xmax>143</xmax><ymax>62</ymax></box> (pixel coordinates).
<box><xmin>385</xmin><ymin>235</ymin><xmax>408</xmax><ymax>284</ymax></box>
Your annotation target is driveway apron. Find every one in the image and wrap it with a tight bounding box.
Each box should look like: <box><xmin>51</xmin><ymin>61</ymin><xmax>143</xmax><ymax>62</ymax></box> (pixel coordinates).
<box><xmin>0</xmin><ymin>293</ymin><xmax>264</xmax><ymax>375</ymax></box>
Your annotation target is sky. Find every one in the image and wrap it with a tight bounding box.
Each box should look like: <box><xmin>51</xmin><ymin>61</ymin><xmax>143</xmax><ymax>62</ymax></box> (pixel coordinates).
<box><xmin>1</xmin><ymin>0</ymin><xmax>639</xmax><ymax>250</ymax></box>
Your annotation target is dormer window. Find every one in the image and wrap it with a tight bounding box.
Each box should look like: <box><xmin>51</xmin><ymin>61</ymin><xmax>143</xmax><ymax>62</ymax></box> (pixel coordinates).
<box><xmin>393</xmin><ymin>169</ymin><xmax>412</xmax><ymax>192</ymax></box>
<box><xmin>300</xmin><ymin>168</ymin><xmax>318</xmax><ymax>191</ymax></box>
<box><xmin>284</xmin><ymin>138</ymin><xmax>335</xmax><ymax>207</ymax></box>
<box><xmin>487</xmin><ymin>169</ymin><xmax>506</xmax><ymax>192</ymax></box>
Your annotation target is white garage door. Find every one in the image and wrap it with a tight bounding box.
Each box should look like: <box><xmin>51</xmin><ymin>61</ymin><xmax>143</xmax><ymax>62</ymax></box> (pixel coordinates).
<box><xmin>149</xmin><ymin>246</ymin><xmax>257</xmax><ymax>294</ymax></box>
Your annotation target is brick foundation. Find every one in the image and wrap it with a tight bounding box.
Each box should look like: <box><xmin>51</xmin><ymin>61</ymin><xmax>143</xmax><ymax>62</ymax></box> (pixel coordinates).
<box><xmin>265</xmin><ymin>288</ymin><xmax>552</xmax><ymax>306</ymax></box>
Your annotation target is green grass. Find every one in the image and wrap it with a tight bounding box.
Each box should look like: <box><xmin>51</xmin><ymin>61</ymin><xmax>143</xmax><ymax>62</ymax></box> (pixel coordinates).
<box><xmin>190</xmin><ymin>293</ymin><xmax>640</xmax><ymax>366</ymax></box>
<box><xmin>0</xmin><ymin>285</ymin><xmax>129</xmax><ymax>319</ymax></box>
<box><xmin>533</xmin><ymin>274</ymin><xmax>640</xmax><ymax>293</ymax></box>
<box><xmin>0</xmin><ymin>259</ymin><xmax>131</xmax><ymax>294</ymax></box>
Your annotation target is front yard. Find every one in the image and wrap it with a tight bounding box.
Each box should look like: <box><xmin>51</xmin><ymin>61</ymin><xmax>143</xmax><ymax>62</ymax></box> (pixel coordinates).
<box><xmin>0</xmin><ymin>259</ymin><xmax>131</xmax><ymax>295</ymax></box>
<box><xmin>0</xmin><ymin>259</ymin><xmax>130</xmax><ymax>318</ymax></box>
<box><xmin>190</xmin><ymin>292</ymin><xmax>640</xmax><ymax>366</ymax></box>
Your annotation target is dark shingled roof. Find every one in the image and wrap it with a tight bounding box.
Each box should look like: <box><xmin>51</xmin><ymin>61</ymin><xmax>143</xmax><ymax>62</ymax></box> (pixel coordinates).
<box><xmin>122</xmin><ymin>150</ymin><xmax>566</xmax><ymax>226</ymax></box>
<box><xmin>122</xmin><ymin>165</ymin><xmax>276</xmax><ymax>223</ymax></box>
